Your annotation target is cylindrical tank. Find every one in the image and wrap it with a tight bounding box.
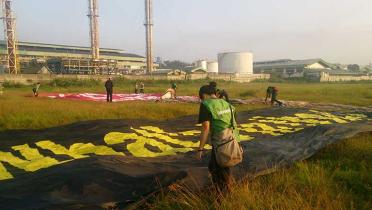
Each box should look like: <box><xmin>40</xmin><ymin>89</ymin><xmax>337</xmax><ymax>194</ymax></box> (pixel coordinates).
<box><xmin>207</xmin><ymin>61</ymin><xmax>218</xmax><ymax>73</ymax></box>
<box><xmin>218</xmin><ymin>52</ymin><xmax>253</xmax><ymax>74</ymax></box>
<box><xmin>196</xmin><ymin>60</ymin><xmax>208</xmax><ymax>70</ymax></box>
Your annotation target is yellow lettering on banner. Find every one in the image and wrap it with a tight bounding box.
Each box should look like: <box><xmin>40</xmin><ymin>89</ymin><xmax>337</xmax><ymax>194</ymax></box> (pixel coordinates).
<box><xmin>104</xmin><ymin>132</ymin><xmax>138</xmax><ymax>145</ymax></box>
<box><xmin>0</xmin><ymin>162</ymin><xmax>14</xmax><ymax>180</ymax></box>
<box><xmin>240</xmin><ymin>123</ymin><xmax>282</xmax><ymax>136</ymax></box>
<box><xmin>239</xmin><ymin>134</ymin><xmax>254</xmax><ymax>141</ymax></box>
<box><xmin>313</xmin><ymin>111</ymin><xmax>348</xmax><ymax>123</ymax></box>
<box><xmin>343</xmin><ymin>114</ymin><xmax>366</xmax><ymax>121</ymax></box>
<box><xmin>0</xmin><ymin>144</ymin><xmax>60</xmax><ymax>173</ymax></box>
<box><xmin>139</xmin><ymin>126</ymin><xmax>179</xmax><ymax>137</ymax></box>
<box><xmin>104</xmin><ymin>132</ymin><xmax>193</xmax><ymax>157</ymax></box>
<box><xmin>240</xmin><ymin>124</ymin><xmax>259</xmax><ymax>133</ymax></box>
<box><xmin>136</xmin><ymin>127</ymin><xmax>202</xmax><ymax>148</ymax></box>
<box><xmin>36</xmin><ymin>140</ymin><xmax>124</xmax><ymax>159</ymax></box>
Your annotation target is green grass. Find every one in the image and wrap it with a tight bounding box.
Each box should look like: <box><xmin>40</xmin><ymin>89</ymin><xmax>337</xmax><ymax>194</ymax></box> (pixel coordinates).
<box><xmin>1</xmin><ymin>79</ymin><xmax>371</xmax><ymax>130</ymax></box>
<box><xmin>148</xmin><ymin>133</ymin><xmax>372</xmax><ymax>210</ymax></box>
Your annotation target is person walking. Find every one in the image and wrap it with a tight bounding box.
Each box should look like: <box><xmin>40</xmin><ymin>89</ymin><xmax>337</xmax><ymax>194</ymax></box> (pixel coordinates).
<box><xmin>196</xmin><ymin>84</ymin><xmax>243</xmax><ymax>192</ymax></box>
<box><xmin>105</xmin><ymin>78</ymin><xmax>113</xmax><ymax>102</ymax></box>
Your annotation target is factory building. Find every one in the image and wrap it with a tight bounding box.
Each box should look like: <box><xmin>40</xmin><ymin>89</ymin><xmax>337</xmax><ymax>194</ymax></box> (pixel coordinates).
<box><xmin>253</xmin><ymin>58</ymin><xmax>332</xmax><ymax>77</ymax></box>
<box><xmin>0</xmin><ymin>41</ymin><xmax>150</xmax><ymax>74</ymax></box>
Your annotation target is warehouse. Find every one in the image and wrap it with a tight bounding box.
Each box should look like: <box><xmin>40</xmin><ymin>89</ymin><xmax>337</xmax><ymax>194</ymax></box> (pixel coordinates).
<box><xmin>254</xmin><ymin>58</ymin><xmax>333</xmax><ymax>77</ymax></box>
<box><xmin>0</xmin><ymin>41</ymin><xmax>148</xmax><ymax>74</ymax></box>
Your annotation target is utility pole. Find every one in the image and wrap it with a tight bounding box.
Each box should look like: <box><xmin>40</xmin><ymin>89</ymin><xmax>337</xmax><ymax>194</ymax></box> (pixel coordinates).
<box><xmin>1</xmin><ymin>0</ymin><xmax>18</xmax><ymax>74</ymax></box>
<box><xmin>144</xmin><ymin>0</ymin><xmax>154</xmax><ymax>74</ymax></box>
<box><xmin>88</xmin><ymin>0</ymin><xmax>100</xmax><ymax>74</ymax></box>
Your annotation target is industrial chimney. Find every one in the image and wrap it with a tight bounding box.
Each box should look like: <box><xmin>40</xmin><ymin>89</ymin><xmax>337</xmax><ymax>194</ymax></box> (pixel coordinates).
<box><xmin>144</xmin><ymin>0</ymin><xmax>154</xmax><ymax>74</ymax></box>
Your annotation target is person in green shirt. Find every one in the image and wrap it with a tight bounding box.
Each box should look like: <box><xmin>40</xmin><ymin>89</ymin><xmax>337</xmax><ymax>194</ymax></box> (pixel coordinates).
<box><xmin>196</xmin><ymin>84</ymin><xmax>238</xmax><ymax>192</ymax></box>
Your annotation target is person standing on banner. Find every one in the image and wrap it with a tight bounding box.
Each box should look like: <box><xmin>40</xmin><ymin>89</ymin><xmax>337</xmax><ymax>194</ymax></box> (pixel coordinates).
<box><xmin>105</xmin><ymin>78</ymin><xmax>113</xmax><ymax>102</ymax></box>
<box><xmin>196</xmin><ymin>84</ymin><xmax>243</xmax><ymax>192</ymax></box>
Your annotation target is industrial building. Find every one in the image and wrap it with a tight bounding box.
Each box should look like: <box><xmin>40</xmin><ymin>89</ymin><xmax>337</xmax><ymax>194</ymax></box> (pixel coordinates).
<box><xmin>253</xmin><ymin>58</ymin><xmax>333</xmax><ymax>77</ymax></box>
<box><xmin>253</xmin><ymin>58</ymin><xmax>372</xmax><ymax>81</ymax></box>
<box><xmin>0</xmin><ymin>41</ymin><xmax>148</xmax><ymax>74</ymax></box>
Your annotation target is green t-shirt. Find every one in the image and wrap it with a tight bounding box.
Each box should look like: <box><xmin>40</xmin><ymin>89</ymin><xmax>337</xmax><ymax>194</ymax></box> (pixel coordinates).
<box><xmin>202</xmin><ymin>98</ymin><xmax>237</xmax><ymax>135</ymax></box>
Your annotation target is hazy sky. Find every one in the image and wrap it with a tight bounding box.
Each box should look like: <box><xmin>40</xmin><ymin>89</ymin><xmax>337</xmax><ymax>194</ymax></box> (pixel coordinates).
<box><xmin>6</xmin><ymin>0</ymin><xmax>372</xmax><ymax>64</ymax></box>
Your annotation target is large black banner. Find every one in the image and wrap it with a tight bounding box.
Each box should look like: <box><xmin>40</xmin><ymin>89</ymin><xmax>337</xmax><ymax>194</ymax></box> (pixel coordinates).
<box><xmin>0</xmin><ymin>108</ymin><xmax>371</xmax><ymax>209</ymax></box>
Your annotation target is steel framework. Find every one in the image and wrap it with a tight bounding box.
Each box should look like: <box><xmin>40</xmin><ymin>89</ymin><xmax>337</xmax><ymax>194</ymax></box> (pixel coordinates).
<box><xmin>1</xmin><ymin>0</ymin><xmax>18</xmax><ymax>74</ymax></box>
<box><xmin>144</xmin><ymin>0</ymin><xmax>154</xmax><ymax>73</ymax></box>
<box><xmin>88</xmin><ymin>0</ymin><xmax>100</xmax><ymax>73</ymax></box>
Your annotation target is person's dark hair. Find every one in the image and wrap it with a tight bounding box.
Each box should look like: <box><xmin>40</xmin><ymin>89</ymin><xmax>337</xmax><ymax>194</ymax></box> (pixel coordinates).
<box><xmin>199</xmin><ymin>85</ymin><xmax>216</xmax><ymax>99</ymax></box>
<box><xmin>218</xmin><ymin>89</ymin><xmax>230</xmax><ymax>103</ymax></box>
<box><xmin>209</xmin><ymin>81</ymin><xmax>217</xmax><ymax>89</ymax></box>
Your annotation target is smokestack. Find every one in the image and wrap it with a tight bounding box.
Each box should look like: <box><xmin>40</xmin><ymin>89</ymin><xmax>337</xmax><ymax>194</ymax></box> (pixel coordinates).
<box><xmin>88</xmin><ymin>0</ymin><xmax>100</xmax><ymax>73</ymax></box>
<box><xmin>144</xmin><ymin>0</ymin><xmax>154</xmax><ymax>73</ymax></box>
<box><xmin>1</xmin><ymin>0</ymin><xmax>18</xmax><ymax>74</ymax></box>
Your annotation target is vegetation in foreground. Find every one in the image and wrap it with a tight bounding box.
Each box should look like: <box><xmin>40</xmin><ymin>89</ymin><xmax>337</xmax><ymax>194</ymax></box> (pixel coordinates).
<box><xmin>149</xmin><ymin>133</ymin><xmax>372</xmax><ymax>210</ymax></box>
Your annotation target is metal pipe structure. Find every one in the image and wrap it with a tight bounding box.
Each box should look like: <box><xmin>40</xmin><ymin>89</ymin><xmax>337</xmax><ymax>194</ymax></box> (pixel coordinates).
<box><xmin>144</xmin><ymin>0</ymin><xmax>154</xmax><ymax>74</ymax></box>
<box><xmin>88</xmin><ymin>0</ymin><xmax>100</xmax><ymax>73</ymax></box>
<box><xmin>1</xmin><ymin>0</ymin><xmax>18</xmax><ymax>74</ymax></box>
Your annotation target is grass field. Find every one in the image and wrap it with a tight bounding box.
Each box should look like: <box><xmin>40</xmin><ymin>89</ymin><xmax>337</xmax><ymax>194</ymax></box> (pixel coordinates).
<box><xmin>0</xmin><ymin>79</ymin><xmax>371</xmax><ymax>209</ymax></box>
<box><xmin>1</xmin><ymin>79</ymin><xmax>372</xmax><ymax>130</ymax></box>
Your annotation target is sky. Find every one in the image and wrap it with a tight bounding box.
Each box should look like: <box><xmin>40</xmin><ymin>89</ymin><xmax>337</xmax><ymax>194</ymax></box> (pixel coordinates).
<box><xmin>5</xmin><ymin>0</ymin><xmax>372</xmax><ymax>65</ymax></box>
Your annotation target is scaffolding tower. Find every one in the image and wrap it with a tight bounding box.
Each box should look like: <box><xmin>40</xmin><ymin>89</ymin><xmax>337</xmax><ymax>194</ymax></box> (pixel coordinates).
<box><xmin>88</xmin><ymin>0</ymin><xmax>100</xmax><ymax>74</ymax></box>
<box><xmin>144</xmin><ymin>0</ymin><xmax>154</xmax><ymax>74</ymax></box>
<box><xmin>1</xmin><ymin>0</ymin><xmax>18</xmax><ymax>74</ymax></box>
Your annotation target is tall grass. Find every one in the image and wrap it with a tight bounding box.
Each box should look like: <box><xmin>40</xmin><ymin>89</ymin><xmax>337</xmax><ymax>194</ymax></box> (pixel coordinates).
<box><xmin>149</xmin><ymin>133</ymin><xmax>372</xmax><ymax>210</ymax></box>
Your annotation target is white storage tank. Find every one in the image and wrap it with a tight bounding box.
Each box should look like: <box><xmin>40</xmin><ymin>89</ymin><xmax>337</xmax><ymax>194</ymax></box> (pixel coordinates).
<box><xmin>218</xmin><ymin>52</ymin><xmax>253</xmax><ymax>74</ymax></box>
<box><xmin>196</xmin><ymin>60</ymin><xmax>208</xmax><ymax>70</ymax></box>
<box><xmin>207</xmin><ymin>61</ymin><xmax>219</xmax><ymax>73</ymax></box>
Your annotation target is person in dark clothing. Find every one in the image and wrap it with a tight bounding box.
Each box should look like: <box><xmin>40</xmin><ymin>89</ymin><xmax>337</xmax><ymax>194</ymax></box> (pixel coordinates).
<box><xmin>217</xmin><ymin>89</ymin><xmax>230</xmax><ymax>103</ymax></box>
<box><xmin>197</xmin><ymin>84</ymin><xmax>234</xmax><ymax>192</ymax></box>
<box><xmin>209</xmin><ymin>81</ymin><xmax>230</xmax><ymax>103</ymax></box>
<box><xmin>105</xmin><ymin>78</ymin><xmax>113</xmax><ymax>102</ymax></box>
<box><xmin>209</xmin><ymin>81</ymin><xmax>217</xmax><ymax>89</ymax></box>
<box><xmin>265</xmin><ymin>86</ymin><xmax>274</xmax><ymax>104</ymax></box>
<box><xmin>271</xmin><ymin>87</ymin><xmax>283</xmax><ymax>107</ymax></box>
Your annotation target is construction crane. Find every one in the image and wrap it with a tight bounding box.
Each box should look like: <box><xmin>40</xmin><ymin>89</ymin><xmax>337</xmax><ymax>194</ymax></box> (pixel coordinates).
<box><xmin>144</xmin><ymin>0</ymin><xmax>154</xmax><ymax>74</ymax></box>
<box><xmin>1</xmin><ymin>0</ymin><xmax>18</xmax><ymax>74</ymax></box>
<box><xmin>87</xmin><ymin>0</ymin><xmax>100</xmax><ymax>74</ymax></box>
